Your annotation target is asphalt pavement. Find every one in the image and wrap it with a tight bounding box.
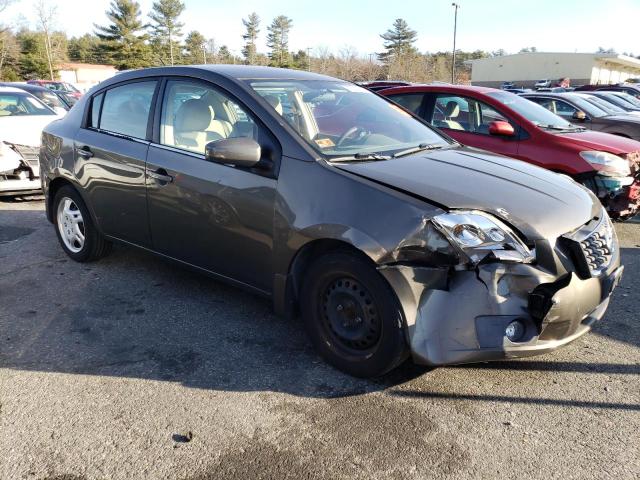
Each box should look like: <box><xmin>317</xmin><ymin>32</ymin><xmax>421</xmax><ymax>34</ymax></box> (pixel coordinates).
<box><xmin>0</xmin><ymin>196</ymin><xmax>638</xmax><ymax>480</ymax></box>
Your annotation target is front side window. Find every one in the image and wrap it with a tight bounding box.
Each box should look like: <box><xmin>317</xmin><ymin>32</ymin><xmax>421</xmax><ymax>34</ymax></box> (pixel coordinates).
<box><xmin>488</xmin><ymin>91</ymin><xmax>573</xmax><ymax>129</ymax></box>
<box><xmin>159</xmin><ymin>80</ymin><xmax>259</xmax><ymax>154</ymax></box>
<box><xmin>431</xmin><ymin>94</ymin><xmax>512</xmax><ymax>135</ymax></box>
<box><xmin>388</xmin><ymin>93</ymin><xmax>425</xmax><ymax>115</ymax></box>
<box><xmin>247</xmin><ymin>80</ymin><xmax>449</xmax><ymax>158</ymax></box>
<box><xmin>99</xmin><ymin>81</ymin><xmax>157</xmax><ymax>139</ymax></box>
<box><xmin>0</xmin><ymin>92</ymin><xmax>56</xmax><ymax>116</ymax></box>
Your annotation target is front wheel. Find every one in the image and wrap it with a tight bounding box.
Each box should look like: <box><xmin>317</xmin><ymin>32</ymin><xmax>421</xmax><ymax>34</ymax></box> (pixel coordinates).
<box><xmin>300</xmin><ymin>252</ymin><xmax>409</xmax><ymax>378</ymax></box>
<box><xmin>53</xmin><ymin>185</ymin><xmax>112</xmax><ymax>262</ymax></box>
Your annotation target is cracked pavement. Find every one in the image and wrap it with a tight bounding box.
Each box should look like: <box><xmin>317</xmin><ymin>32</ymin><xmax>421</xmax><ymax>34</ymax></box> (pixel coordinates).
<box><xmin>0</xmin><ymin>197</ymin><xmax>639</xmax><ymax>479</ymax></box>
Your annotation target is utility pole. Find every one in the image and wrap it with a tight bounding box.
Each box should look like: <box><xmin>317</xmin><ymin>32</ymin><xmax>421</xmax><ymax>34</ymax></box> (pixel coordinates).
<box><xmin>307</xmin><ymin>47</ymin><xmax>312</xmax><ymax>71</ymax></box>
<box><xmin>451</xmin><ymin>3</ymin><xmax>460</xmax><ymax>84</ymax></box>
<box><xmin>202</xmin><ymin>43</ymin><xmax>207</xmax><ymax>64</ymax></box>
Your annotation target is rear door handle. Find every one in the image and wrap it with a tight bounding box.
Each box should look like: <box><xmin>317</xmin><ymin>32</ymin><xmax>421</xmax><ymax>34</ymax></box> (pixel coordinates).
<box><xmin>76</xmin><ymin>146</ymin><xmax>94</xmax><ymax>159</ymax></box>
<box><xmin>147</xmin><ymin>168</ymin><xmax>173</xmax><ymax>184</ymax></box>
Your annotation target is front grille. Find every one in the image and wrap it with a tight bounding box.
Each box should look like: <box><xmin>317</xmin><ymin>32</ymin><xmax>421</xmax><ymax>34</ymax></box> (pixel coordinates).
<box><xmin>12</xmin><ymin>144</ymin><xmax>40</xmax><ymax>166</ymax></box>
<box><xmin>562</xmin><ymin>212</ymin><xmax>616</xmax><ymax>278</ymax></box>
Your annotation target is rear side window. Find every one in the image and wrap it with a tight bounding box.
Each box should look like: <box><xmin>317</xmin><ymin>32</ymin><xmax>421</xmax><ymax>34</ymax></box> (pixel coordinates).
<box><xmin>98</xmin><ymin>81</ymin><xmax>157</xmax><ymax>139</ymax></box>
<box><xmin>89</xmin><ymin>92</ymin><xmax>103</xmax><ymax>128</ymax></box>
<box><xmin>388</xmin><ymin>93</ymin><xmax>425</xmax><ymax>115</ymax></box>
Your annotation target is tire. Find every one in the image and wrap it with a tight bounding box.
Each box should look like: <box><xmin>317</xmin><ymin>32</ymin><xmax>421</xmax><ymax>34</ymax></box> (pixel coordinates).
<box><xmin>53</xmin><ymin>185</ymin><xmax>112</xmax><ymax>262</ymax></box>
<box><xmin>300</xmin><ymin>251</ymin><xmax>409</xmax><ymax>378</ymax></box>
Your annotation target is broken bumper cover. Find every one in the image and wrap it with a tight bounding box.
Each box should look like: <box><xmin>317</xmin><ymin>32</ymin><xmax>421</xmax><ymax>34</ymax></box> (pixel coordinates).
<box><xmin>380</xmin><ymin>247</ymin><xmax>622</xmax><ymax>366</ymax></box>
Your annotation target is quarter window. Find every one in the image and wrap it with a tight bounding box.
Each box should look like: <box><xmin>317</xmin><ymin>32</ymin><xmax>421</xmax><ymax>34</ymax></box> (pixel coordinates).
<box><xmin>159</xmin><ymin>80</ymin><xmax>259</xmax><ymax>154</ymax></box>
<box><xmin>98</xmin><ymin>81</ymin><xmax>157</xmax><ymax>139</ymax></box>
<box><xmin>89</xmin><ymin>92</ymin><xmax>103</xmax><ymax>129</ymax></box>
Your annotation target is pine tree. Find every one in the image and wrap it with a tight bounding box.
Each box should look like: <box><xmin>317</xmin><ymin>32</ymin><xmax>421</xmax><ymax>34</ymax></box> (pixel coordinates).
<box><xmin>378</xmin><ymin>18</ymin><xmax>417</xmax><ymax>64</ymax></box>
<box><xmin>183</xmin><ymin>30</ymin><xmax>206</xmax><ymax>64</ymax></box>
<box><xmin>148</xmin><ymin>0</ymin><xmax>185</xmax><ymax>66</ymax></box>
<box><xmin>94</xmin><ymin>0</ymin><xmax>151</xmax><ymax>69</ymax></box>
<box><xmin>241</xmin><ymin>12</ymin><xmax>260</xmax><ymax>65</ymax></box>
<box><xmin>266</xmin><ymin>15</ymin><xmax>292</xmax><ymax>67</ymax></box>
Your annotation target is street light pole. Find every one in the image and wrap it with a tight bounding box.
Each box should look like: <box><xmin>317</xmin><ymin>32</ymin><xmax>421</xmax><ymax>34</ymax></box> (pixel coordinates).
<box><xmin>451</xmin><ymin>3</ymin><xmax>460</xmax><ymax>84</ymax></box>
<box><xmin>307</xmin><ymin>47</ymin><xmax>312</xmax><ymax>72</ymax></box>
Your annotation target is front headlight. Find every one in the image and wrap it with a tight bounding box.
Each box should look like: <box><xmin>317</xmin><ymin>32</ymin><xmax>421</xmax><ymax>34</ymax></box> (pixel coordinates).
<box><xmin>432</xmin><ymin>210</ymin><xmax>534</xmax><ymax>265</ymax></box>
<box><xmin>579</xmin><ymin>151</ymin><xmax>631</xmax><ymax>177</ymax></box>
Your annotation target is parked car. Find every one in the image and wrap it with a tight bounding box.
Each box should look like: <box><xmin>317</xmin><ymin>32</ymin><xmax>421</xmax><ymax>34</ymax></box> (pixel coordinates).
<box><xmin>0</xmin><ymin>86</ymin><xmax>62</xmax><ymax>196</ymax></box>
<box><xmin>39</xmin><ymin>66</ymin><xmax>623</xmax><ymax>377</ymax></box>
<box><xmin>27</xmin><ymin>80</ymin><xmax>83</xmax><ymax>100</ymax></box>
<box><xmin>380</xmin><ymin>85</ymin><xmax>640</xmax><ymax>219</ymax></box>
<box><xmin>534</xmin><ymin>79</ymin><xmax>551</xmax><ymax>89</ymax></box>
<box><xmin>501</xmin><ymin>81</ymin><xmax>515</xmax><ymax>90</ymax></box>
<box><xmin>574</xmin><ymin>83</ymin><xmax>640</xmax><ymax>99</ymax></box>
<box><xmin>572</xmin><ymin>92</ymin><xmax>640</xmax><ymax>118</ymax></box>
<box><xmin>0</xmin><ymin>82</ymin><xmax>69</xmax><ymax>114</ymax></box>
<box><xmin>581</xmin><ymin>91</ymin><xmax>640</xmax><ymax>115</ymax></box>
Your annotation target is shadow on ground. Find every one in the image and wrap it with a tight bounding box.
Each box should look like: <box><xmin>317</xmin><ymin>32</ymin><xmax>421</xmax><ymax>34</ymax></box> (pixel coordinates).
<box><xmin>0</xmin><ymin>207</ymin><xmax>638</xmax><ymax>406</ymax></box>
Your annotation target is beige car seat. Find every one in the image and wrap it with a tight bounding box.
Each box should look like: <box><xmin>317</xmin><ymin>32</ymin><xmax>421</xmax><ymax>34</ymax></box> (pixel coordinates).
<box><xmin>443</xmin><ymin>101</ymin><xmax>464</xmax><ymax>130</ymax></box>
<box><xmin>207</xmin><ymin>106</ymin><xmax>233</xmax><ymax>139</ymax></box>
<box><xmin>174</xmin><ymin>99</ymin><xmax>220</xmax><ymax>153</ymax></box>
<box><xmin>263</xmin><ymin>95</ymin><xmax>284</xmax><ymax>115</ymax></box>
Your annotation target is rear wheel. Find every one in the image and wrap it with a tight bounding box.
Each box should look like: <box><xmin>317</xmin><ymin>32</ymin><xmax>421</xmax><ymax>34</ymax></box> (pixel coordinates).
<box><xmin>300</xmin><ymin>252</ymin><xmax>408</xmax><ymax>378</ymax></box>
<box><xmin>53</xmin><ymin>185</ymin><xmax>112</xmax><ymax>262</ymax></box>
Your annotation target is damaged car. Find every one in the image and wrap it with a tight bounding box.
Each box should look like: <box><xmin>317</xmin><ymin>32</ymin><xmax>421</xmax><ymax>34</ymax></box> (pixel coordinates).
<box><xmin>40</xmin><ymin>66</ymin><xmax>623</xmax><ymax>377</ymax></box>
<box><xmin>0</xmin><ymin>86</ymin><xmax>62</xmax><ymax>196</ymax></box>
<box><xmin>380</xmin><ymin>85</ymin><xmax>640</xmax><ymax>220</ymax></box>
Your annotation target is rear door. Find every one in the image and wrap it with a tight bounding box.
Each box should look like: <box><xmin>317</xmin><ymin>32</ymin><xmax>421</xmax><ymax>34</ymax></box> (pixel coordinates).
<box><xmin>145</xmin><ymin>78</ymin><xmax>280</xmax><ymax>292</ymax></box>
<box><xmin>74</xmin><ymin>80</ymin><xmax>158</xmax><ymax>247</ymax></box>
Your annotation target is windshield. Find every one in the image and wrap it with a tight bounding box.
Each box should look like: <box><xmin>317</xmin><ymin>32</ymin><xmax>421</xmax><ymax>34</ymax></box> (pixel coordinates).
<box><xmin>33</xmin><ymin>90</ymin><xmax>67</xmax><ymax>110</ymax></box>
<box><xmin>578</xmin><ymin>94</ymin><xmax>626</xmax><ymax>114</ymax></box>
<box><xmin>246</xmin><ymin>79</ymin><xmax>450</xmax><ymax>158</ymax></box>
<box><xmin>609</xmin><ymin>91</ymin><xmax>640</xmax><ymax>108</ymax></box>
<box><xmin>487</xmin><ymin>91</ymin><xmax>573</xmax><ymax>129</ymax></box>
<box><xmin>0</xmin><ymin>91</ymin><xmax>56</xmax><ymax>116</ymax></box>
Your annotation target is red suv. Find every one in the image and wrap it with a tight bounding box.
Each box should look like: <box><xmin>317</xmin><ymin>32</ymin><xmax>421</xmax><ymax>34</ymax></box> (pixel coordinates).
<box><xmin>380</xmin><ymin>85</ymin><xmax>640</xmax><ymax>219</ymax></box>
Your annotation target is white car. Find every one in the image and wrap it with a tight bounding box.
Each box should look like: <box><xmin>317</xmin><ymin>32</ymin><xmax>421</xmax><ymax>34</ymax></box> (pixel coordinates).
<box><xmin>0</xmin><ymin>86</ymin><xmax>63</xmax><ymax>196</ymax></box>
<box><xmin>535</xmin><ymin>79</ymin><xmax>552</xmax><ymax>89</ymax></box>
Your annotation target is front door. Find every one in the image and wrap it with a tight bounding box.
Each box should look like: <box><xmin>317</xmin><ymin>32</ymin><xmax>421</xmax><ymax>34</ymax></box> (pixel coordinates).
<box><xmin>145</xmin><ymin>78</ymin><xmax>279</xmax><ymax>292</ymax></box>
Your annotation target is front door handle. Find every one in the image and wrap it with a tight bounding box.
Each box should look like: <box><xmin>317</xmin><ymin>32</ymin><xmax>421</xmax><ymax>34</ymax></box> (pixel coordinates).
<box><xmin>147</xmin><ymin>168</ymin><xmax>173</xmax><ymax>184</ymax></box>
<box><xmin>76</xmin><ymin>146</ymin><xmax>94</xmax><ymax>159</ymax></box>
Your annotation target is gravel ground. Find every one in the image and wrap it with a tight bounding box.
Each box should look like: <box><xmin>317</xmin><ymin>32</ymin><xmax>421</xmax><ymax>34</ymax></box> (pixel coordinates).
<box><xmin>0</xmin><ymin>196</ymin><xmax>638</xmax><ymax>480</ymax></box>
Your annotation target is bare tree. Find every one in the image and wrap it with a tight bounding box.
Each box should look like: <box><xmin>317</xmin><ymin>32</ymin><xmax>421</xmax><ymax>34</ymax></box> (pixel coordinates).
<box><xmin>0</xmin><ymin>0</ymin><xmax>15</xmax><ymax>14</ymax></box>
<box><xmin>34</xmin><ymin>0</ymin><xmax>57</xmax><ymax>80</ymax></box>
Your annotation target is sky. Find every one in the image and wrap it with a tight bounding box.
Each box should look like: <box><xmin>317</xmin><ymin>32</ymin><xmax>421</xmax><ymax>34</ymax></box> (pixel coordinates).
<box><xmin>3</xmin><ymin>0</ymin><xmax>640</xmax><ymax>57</ymax></box>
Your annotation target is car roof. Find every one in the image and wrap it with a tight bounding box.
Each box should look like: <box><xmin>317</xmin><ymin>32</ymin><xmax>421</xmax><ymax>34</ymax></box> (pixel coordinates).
<box><xmin>378</xmin><ymin>84</ymin><xmax>500</xmax><ymax>95</ymax></box>
<box><xmin>1</xmin><ymin>82</ymin><xmax>51</xmax><ymax>93</ymax></box>
<box><xmin>0</xmin><ymin>86</ymin><xmax>30</xmax><ymax>93</ymax></box>
<box><xmin>111</xmin><ymin>65</ymin><xmax>340</xmax><ymax>84</ymax></box>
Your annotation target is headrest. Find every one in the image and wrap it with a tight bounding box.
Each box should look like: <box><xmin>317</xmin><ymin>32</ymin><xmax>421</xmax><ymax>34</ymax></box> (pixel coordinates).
<box><xmin>445</xmin><ymin>101</ymin><xmax>460</xmax><ymax>117</ymax></box>
<box><xmin>175</xmin><ymin>99</ymin><xmax>211</xmax><ymax>132</ymax></box>
<box><xmin>263</xmin><ymin>94</ymin><xmax>283</xmax><ymax>115</ymax></box>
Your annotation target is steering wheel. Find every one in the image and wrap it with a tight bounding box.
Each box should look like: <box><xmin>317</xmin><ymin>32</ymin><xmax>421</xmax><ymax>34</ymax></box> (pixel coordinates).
<box><xmin>336</xmin><ymin>126</ymin><xmax>368</xmax><ymax>147</ymax></box>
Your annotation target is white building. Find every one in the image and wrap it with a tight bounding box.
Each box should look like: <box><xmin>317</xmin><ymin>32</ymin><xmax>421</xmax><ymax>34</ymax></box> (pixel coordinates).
<box><xmin>466</xmin><ymin>52</ymin><xmax>640</xmax><ymax>88</ymax></box>
<box><xmin>57</xmin><ymin>63</ymin><xmax>118</xmax><ymax>92</ymax></box>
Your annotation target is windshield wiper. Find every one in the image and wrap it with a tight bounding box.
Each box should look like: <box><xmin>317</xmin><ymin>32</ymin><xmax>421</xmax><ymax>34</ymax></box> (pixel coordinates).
<box><xmin>539</xmin><ymin>124</ymin><xmax>585</xmax><ymax>132</ymax></box>
<box><xmin>392</xmin><ymin>143</ymin><xmax>444</xmax><ymax>158</ymax></box>
<box><xmin>329</xmin><ymin>152</ymin><xmax>391</xmax><ymax>162</ymax></box>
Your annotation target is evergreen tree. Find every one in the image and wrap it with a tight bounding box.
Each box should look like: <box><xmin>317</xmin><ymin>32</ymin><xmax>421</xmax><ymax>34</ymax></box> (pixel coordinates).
<box><xmin>241</xmin><ymin>12</ymin><xmax>260</xmax><ymax>65</ymax></box>
<box><xmin>148</xmin><ymin>0</ymin><xmax>185</xmax><ymax>65</ymax></box>
<box><xmin>94</xmin><ymin>0</ymin><xmax>151</xmax><ymax>69</ymax></box>
<box><xmin>378</xmin><ymin>18</ymin><xmax>417</xmax><ymax>63</ymax></box>
<box><xmin>68</xmin><ymin>34</ymin><xmax>104</xmax><ymax>63</ymax></box>
<box><xmin>266</xmin><ymin>15</ymin><xmax>292</xmax><ymax>67</ymax></box>
<box><xmin>183</xmin><ymin>30</ymin><xmax>206</xmax><ymax>64</ymax></box>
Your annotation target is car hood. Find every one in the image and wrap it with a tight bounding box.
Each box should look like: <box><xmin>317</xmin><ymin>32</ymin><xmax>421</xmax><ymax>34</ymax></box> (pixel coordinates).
<box><xmin>334</xmin><ymin>147</ymin><xmax>599</xmax><ymax>240</ymax></box>
<box><xmin>0</xmin><ymin>115</ymin><xmax>61</xmax><ymax>147</ymax></box>
<box><xmin>559</xmin><ymin>130</ymin><xmax>640</xmax><ymax>154</ymax></box>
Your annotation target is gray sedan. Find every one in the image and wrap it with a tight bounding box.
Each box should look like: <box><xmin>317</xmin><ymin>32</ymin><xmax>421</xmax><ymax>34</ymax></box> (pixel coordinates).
<box><xmin>522</xmin><ymin>92</ymin><xmax>640</xmax><ymax>141</ymax></box>
<box><xmin>39</xmin><ymin>66</ymin><xmax>622</xmax><ymax>377</ymax></box>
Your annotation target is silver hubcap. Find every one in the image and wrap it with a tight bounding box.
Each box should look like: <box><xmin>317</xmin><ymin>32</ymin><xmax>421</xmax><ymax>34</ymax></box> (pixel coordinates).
<box><xmin>56</xmin><ymin>197</ymin><xmax>85</xmax><ymax>253</ymax></box>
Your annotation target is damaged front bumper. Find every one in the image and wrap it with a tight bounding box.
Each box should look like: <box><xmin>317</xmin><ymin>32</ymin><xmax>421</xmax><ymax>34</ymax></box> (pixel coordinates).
<box><xmin>379</xmin><ymin>216</ymin><xmax>623</xmax><ymax>366</ymax></box>
<box><xmin>0</xmin><ymin>142</ymin><xmax>41</xmax><ymax>196</ymax></box>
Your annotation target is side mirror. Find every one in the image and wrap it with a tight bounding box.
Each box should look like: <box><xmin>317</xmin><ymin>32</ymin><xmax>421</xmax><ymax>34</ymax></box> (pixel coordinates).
<box><xmin>205</xmin><ymin>137</ymin><xmax>261</xmax><ymax>168</ymax></box>
<box><xmin>572</xmin><ymin>110</ymin><xmax>587</xmax><ymax>121</ymax></box>
<box><xmin>488</xmin><ymin>120</ymin><xmax>516</xmax><ymax>137</ymax></box>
